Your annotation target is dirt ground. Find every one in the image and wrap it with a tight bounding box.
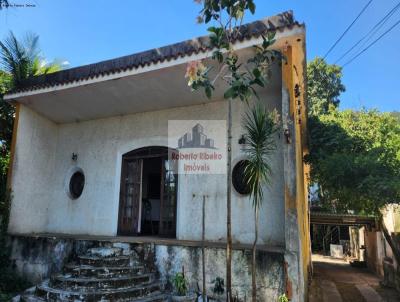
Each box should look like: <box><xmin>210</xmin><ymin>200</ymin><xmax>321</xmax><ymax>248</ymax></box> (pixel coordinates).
<box><xmin>308</xmin><ymin>254</ymin><xmax>400</xmax><ymax>302</ymax></box>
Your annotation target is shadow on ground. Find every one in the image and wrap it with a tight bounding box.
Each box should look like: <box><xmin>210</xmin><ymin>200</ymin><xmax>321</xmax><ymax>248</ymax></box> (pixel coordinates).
<box><xmin>308</xmin><ymin>254</ymin><xmax>400</xmax><ymax>302</ymax></box>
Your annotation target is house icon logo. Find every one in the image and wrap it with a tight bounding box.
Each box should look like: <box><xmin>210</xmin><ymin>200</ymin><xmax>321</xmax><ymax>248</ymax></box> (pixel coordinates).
<box><xmin>177</xmin><ymin>123</ymin><xmax>216</xmax><ymax>149</ymax></box>
<box><xmin>168</xmin><ymin>119</ymin><xmax>226</xmax><ymax>174</ymax></box>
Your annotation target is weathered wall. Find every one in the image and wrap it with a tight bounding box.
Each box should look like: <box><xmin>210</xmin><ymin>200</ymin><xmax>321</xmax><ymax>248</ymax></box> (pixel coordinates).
<box><xmin>156</xmin><ymin>245</ymin><xmax>285</xmax><ymax>301</ymax></box>
<box><xmin>8</xmin><ymin>66</ymin><xmax>285</xmax><ymax>246</ymax></box>
<box><xmin>8</xmin><ymin>235</ymin><xmax>93</xmax><ymax>283</ymax></box>
<box><xmin>8</xmin><ymin>235</ymin><xmax>285</xmax><ymax>301</ymax></box>
<box><xmin>280</xmin><ymin>40</ymin><xmax>310</xmax><ymax>302</ymax></box>
<box><xmin>8</xmin><ymin>106</ymin><xmax>58</xmax><ymax>234</ymax></box>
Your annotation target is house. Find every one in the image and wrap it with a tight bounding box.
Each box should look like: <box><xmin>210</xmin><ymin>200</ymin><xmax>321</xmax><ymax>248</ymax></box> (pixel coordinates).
<box><xmin>4</xmin><ymin>11</ymin><xmax>310</xmax><ymax>301</ymax></box>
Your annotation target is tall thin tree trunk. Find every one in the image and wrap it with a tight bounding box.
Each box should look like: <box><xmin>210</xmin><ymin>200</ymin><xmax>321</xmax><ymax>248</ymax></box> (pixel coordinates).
<box><xmin>226</xmin><ymin>98</ymin><xmax>233</xmax><ymax>302</ymax></box>
<box><xmin>252</xmin><ymin>206</ymin><xmax>259</xmax><ymax>302</ymax></box>
<box><xmin>251</xmin><ymin>207</ymin><xmax>258</xmax><ymax>302</ymax></box>
<box><xmin>202</xmin><ymin>195</ymin><xmax>206</xmax><ymax>302</ymax></box>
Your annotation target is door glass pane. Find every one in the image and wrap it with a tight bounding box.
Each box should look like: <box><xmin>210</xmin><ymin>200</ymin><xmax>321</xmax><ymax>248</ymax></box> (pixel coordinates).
<box><xmin>160</xmin><ymin>157</ymin><xmax>178</xmax><ymax>236</ymax></box>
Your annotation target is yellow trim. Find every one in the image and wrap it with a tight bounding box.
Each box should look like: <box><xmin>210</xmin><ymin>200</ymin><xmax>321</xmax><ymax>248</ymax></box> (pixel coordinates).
<box><xmin>282</xmin><ymin>38</ymin><xmax>311</xmax><ymax>301</ymax></box>
<box><xmin>6</xmin><ymin>103</ymin><xmax>20</xmax><ymax>190</ymax></box>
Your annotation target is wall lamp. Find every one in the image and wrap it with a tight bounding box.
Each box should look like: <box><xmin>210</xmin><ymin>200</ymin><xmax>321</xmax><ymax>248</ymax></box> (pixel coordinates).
<box><xmin>238</xmin><ymin>135</ymin><xmax>246</xmax><ymax>145</ymax></box>
<box><xmin>284</xmin><ymin>129</ymin><xmax>291</xmax><ymax>144</ymax></box>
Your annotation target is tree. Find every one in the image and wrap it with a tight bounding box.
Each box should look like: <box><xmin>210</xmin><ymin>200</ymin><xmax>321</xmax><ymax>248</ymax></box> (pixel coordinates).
<box><xmin>242</xmin><ymin>103</ymin><xmax>279</xmax><ymax>301</ymax></box>
<box><xmin>0</xmin><ymin>71</ymin><xmax>12</xmax><ymax>151</ymax></box>
<box><xmin>0</xmin><ymin>31</ymin><xmax>61</xmax><ymax>157</ymax></box>
<box><xmin>306</xmin><ymin>108</ymin><xmax>400</xmax><ymax>214</ymax></box>
<box><xmin>187</xmin><ymin>1</ymin><xmax>280</xmax><ymax>300</ymax></box>
<box><xmin>0</xmin><ymin>30</ymin><xmax>64</xmax><ymax>299</ymax></box>
<box><xmin>306</xmin><ymin>57</ymin><xmax>400</xmax><ymax>214</ymax></box>
<box><xmin>0</xmin><ymin>31</ymin><xmax>62</xmax><ymax>242</ymax></box>
<box><xmin>0</xmin><ymin>31</ymin><xmax>61</xmax><ymax>89</ymax></box>
<box><xmin>307</xmin><ymin>57</ymin><xmax>345</xmax><ymax>116</ymax></box>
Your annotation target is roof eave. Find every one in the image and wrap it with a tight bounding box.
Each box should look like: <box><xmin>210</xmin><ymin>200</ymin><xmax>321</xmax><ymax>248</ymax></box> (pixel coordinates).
<box><xmin>4</xmin><ymin>24</ymin><xmax>305</xmax><ymax>102</ymax></box>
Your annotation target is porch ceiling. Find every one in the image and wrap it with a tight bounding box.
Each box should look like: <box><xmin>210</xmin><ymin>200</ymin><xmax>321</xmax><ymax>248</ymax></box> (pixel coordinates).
<box><xmin>7</xmin><ymin>28</ymin><xmax>302</xmax><ymax>124</ymax></box>
<box><xmin>17</xmin><ymin>62</ymin><xmax>227</xmax><ymax>124</ymax></box>
<box><xmin>12</xmin><ymin>44</ymin><xmax>287</xmax><ymax>124</ymax></box>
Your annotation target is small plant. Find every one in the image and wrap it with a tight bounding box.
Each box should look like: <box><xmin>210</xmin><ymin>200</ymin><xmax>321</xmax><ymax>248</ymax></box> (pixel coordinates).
<box><xmin>278</xmin><ymin>293</ymin><xmax>289</xmax><ymax>302</ymax></box>
<box><xmin>172</xmin><ymin>272</ymin><xmax>188</xmax><ymax>296</ymax></box>
<box><xmin>212</xmin><ymin>276</ymin><xmax>225</xmax><ymax>295</ymax></box>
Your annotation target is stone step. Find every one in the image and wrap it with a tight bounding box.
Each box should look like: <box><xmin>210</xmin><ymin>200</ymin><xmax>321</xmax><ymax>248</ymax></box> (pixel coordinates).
<box><xmin>128</xmin><ymin>292</ymin><xmax>169</xmax><ymax>302</ymax></box>
<box><xmin>21</xmin><ymin>292</ymin><xmax>169</xmax><ymax>302</ymax></box>
<box><xmin>78</xmin><ymin>255</ymin><xmax>131</xmax><ymax>267</ymax></box>
<box><xmin>64</xmin><ymin>263</ymin><xmax>145</xmax><ymax>278</ymax></box>
<box><xmin>51</xmin><ymin>272</ymin><xmax>155</xmax><ymax>289</ymax></box>
<box><xmin>21</xmin><ymin>286</ymin><xmax>169</xmax><ymax>302</ymax></box>
<box><xmin>36</xmin><ymin>280</ymin><xmax>164</xmax><ymax>301</ymax></box>
<box><xmin>19</xmin><ymin>295</ymin><xmax>46</xmax><ymax>302</ymax></box>
<box><xmin>87</xmin><ymin>247</ymin><xmax>123</xmax><ymax>258</ymax></box>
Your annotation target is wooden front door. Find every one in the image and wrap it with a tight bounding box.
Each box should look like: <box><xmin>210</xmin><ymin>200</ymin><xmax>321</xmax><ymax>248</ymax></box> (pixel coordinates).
<box><xmin>159</xmin><ymin>157</ymin><xmax>178</xmax><ymax>237</ymax></box>
<box><xmin>118</xmin><ymin>146</ymin><xmax>178</xmax><ymax>237</ymax></box>
<box><xmin>118</xmin><ymin>158</ymin><xmax>143</xmax><ymax>235</ymax></box>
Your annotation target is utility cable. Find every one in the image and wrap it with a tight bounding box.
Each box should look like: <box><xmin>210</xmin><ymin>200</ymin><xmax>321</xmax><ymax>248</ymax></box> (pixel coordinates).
<box><xmin>343</xmin><ymin>18</ymin><xmax>400</xmax><ymax>67</ymax></box>
<box><xmin>322</xmin><ymin>0</ymin><xmax>373</xmax><ymax>60</ymax></box>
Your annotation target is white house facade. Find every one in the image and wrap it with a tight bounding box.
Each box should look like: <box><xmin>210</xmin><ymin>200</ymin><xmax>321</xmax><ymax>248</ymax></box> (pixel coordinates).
<box><xmin>5</xmin><ymin>11</ymin><xmax>310</xmax><ymax>302</ymax></box>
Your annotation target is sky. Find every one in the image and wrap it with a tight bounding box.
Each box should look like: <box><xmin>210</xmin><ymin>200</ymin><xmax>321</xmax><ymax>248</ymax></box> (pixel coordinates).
<box><xmin>0</xmin><ymin>0</ymin><xmax>399</xmax><ymax>112</ymax></box>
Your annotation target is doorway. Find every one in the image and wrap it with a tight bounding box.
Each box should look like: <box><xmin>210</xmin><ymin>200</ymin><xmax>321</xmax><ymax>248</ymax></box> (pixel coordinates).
<box><xmin>117</xmin><ymin>146</ymin><xmax>178</xmax><ymax>238</ymax></box>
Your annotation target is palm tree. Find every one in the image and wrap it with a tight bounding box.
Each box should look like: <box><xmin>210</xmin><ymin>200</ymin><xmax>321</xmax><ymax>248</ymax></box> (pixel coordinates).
<box><xmin>0</xmin><ymin>31</ymin><xmax>61</xmax><ymax>89</ymax></box>
<box><xmin>0</xmin><ymin>31</ymin><xmax>62</xmax><ymax>191</ymax></box>
<box><xmin>242</xmin><ymin>103</ymin><xmax>279</xmax><ymax>302</ymax></box>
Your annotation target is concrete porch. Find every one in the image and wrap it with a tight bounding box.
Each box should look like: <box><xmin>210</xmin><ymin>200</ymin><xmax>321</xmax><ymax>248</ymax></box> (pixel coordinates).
<box><xmin>8</xmin><ymin>233</ymin><xmax>286</xmax><ymax>301</ymax></box>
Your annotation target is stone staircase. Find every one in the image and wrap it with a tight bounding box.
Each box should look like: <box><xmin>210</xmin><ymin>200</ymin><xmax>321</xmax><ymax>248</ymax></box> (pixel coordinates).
<box><xmin>19</xmin><ymin>245</ymin><xmax>169</xmax><ymax>301</ymax></box>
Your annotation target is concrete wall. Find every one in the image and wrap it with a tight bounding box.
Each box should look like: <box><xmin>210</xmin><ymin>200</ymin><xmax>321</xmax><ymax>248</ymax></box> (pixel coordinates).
<box><xmin>156</xmin><ymin>245</ymin><xmax>285</xmax><ymax>301</ymax></box>
<box><xmin>8</xmin><ymin>235</ymin><xmax>285</xmax><ymax>301</ymax></box>
<box><xmin>8</xmin><ymin>73</ymin><xmax>285</xmax><ymax>246</ymax></box>
<box><xmin>8</xmin><ymin>106</ymin><xmax>58</xmax><ymax>233</ymax></box>
<box><xmin>281</xmin><ymin>42</ymin><xmax>310</xmax><ymax>302</ymax></box>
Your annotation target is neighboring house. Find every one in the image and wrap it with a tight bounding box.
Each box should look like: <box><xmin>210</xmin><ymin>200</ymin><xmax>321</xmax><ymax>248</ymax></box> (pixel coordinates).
<box><xmin>4</xmin><ymin>11</ymin><xmax>310</xmax><ymax>301</ymax></box>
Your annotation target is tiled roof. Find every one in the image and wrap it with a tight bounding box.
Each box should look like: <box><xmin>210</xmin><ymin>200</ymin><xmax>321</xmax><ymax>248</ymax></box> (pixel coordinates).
<box><xmin>6</xmin><ymin>11</ymin><xmax>302</xmax><ymax>95</ymax></box>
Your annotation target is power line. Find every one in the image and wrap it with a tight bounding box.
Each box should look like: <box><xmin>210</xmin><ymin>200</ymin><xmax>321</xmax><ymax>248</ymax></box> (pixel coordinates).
<box><xmin>322</xmin><ymin>0</ymin><xmax>373</xmax><ymax>60</ymax></box>
<box><xmin>343</xmin><ymin>18</ymin><xmax>400</xmax><ymax>67</ymax></box>
<box><xmin>335</xmin><ymin>1</ymin><xmax>400</xmax><ymax>64</ymax></box>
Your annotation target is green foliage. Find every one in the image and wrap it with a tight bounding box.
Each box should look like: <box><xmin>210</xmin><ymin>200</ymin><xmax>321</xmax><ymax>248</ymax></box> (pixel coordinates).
<box><xmin>278</xmin><ymin>294</ymin><xmax>289</xmax><ymax>302</ymax></box>
<box><xmin>212</xmin><ymin>276</ymin><xmax>225</xmax><ymax>295</ymax></box>
<box><xmin>0</xmin><ymin>31</ymin><xmax>61</xmax><ymax>89</ymax></box>
<box><xmin>187</xmin><ymin>0</ymin><xmax>280</xmax><ymax>102</ymax></box>
<box><xmin>242</xmin><ymin>104</ymin><xmax>279</xmax><ymax>209</ymax></box>
<box><xmin>307</xmin><ymin>57</ymin><xmax>345</xmax><ymax>116</ymax></box>
<box><xmin>0</xmin><ymin>71</ymin><xmax>13</xmax><ymax>152</ymax></box>
<box><xmin>172</xmin><ymin>272</ymin><xmax>188</xmax><ymax>296</ymax></box>
<box><xmin>0</xmin><ymin>166</ymin><xmax>30</xmax><ymax>299</ymax></box>
<box><xmin>391</xmin><ymin>111</ymin><xmax>400</xmax><ymax>122</ymax></box>
<box><xmin>199</xmin><ymin>0</ymin><xmax>256</xmax><ymax>24</ymax></box>
<box><xmin>0</xmin><ymin>31</ymin><xmax>59</xmax><ymax>299</ymax></box>
<box><xmin>0</xmin><ymin>267</ymin><xmax>30</xmax><ymax>300</ymax></box>
<box><xmin>306</xmin><ymin>108</ymin><xmax>400</xmax><ymax>214</ymax></box>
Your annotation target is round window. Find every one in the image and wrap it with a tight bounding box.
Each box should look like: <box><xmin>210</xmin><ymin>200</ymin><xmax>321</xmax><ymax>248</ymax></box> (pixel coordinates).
<box><xmin>232</xmin><ymin>160</ymin><xmax>251</xmax><ymax>195</ymax></box>
<box><xmin>69</xmin><ymin>171</ymin><xmax>85</xmax><ymax>199</ymax></box>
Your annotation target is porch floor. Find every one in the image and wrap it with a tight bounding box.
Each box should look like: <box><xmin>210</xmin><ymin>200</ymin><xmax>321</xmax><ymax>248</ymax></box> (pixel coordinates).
<box><xmin>8</xmin><ymin>232</ymin><xmax>285</xmax><ymax>254</ymax></box>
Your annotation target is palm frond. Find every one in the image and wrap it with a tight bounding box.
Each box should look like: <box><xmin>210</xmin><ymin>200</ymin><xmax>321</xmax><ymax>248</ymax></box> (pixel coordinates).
<box><xmin>0</xmin><ymin>31</ymin><xmax>62</xmax><ymax>88</ymax></box>
<box><xmin>242</xmin><ymin>103</ymin><xmax>280</xmax><ymax>209</ymax></box>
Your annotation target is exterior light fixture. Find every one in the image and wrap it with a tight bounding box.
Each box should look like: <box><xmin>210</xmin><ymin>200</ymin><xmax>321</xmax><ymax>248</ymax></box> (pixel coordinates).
<box><xmin>284</xmin><ymin>129</ymin><xmax>291</xmax><ymax>144</ymax></box>
<box><xmin>238</xmin><ymin>135</ymin><xmax>246</xmax><ymax>145</ymax></box>
<box><xmin>72</xmin><ymin>153</ymin><xmax>78</xmax><ymax>161</ymax></box>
